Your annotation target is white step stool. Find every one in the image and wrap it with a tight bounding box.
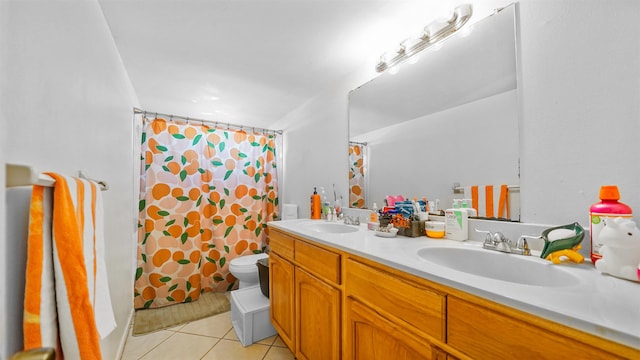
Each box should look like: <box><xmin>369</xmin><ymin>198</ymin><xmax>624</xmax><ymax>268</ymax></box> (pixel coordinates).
<box><xmin>230</xmin><ymin>285</ymin><xmax>277</xmax><ymax>346</ymax></box>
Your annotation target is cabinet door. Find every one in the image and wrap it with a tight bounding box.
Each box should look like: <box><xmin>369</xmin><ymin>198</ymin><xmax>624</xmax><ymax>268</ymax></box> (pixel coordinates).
<box><xmin>344</xmin><ymin>297</ymin><xmax>432</xmax><ymax>360</ymax></box>
<box><xmin>269</xmin><ymin>252</ymin><xmax>295</xmax><ymax>352</ymax></box>
<box><xmin>296</xmin><ymin>267</ymin><xmax>341</xmax><ymax>360</ymax></box>
<box><xmin>448</xmin><ymin>296</ymin><xmax>630</xmax><ymax>359</ymax></box>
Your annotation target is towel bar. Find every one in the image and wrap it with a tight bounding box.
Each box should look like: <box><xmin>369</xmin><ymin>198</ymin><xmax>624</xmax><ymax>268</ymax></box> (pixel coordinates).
<box><xmin>5</xmin><ymin>163</ymin><xmax>108</xmax><ymax>191</ymax></box>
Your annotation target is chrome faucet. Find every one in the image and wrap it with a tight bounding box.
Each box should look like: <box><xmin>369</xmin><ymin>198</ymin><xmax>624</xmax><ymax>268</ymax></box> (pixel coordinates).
<box><xmin>512</xmin><ymin>235</ymin><xmax>537</xmax><ymax>256</ymax></box>
<box><xmin>344</xmin><ymin>215</ymin><xmax>360</xmax><ymax>225</ymax></box>
<box><xmin>476</xmin><ymin>229</ymin><xmax>531</xmax><ymax>256</ymax></box>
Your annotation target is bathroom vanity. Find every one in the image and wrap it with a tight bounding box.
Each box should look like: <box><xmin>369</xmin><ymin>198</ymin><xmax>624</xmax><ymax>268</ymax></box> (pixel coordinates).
<box><xmin>267</xmin><ymin>219</ymin><xmax>640</xmax><ymax>359</ymax></box>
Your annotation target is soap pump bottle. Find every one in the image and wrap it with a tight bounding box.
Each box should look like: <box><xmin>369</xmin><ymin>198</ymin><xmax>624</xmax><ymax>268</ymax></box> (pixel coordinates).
<box><xmin>445</xmin><ymin>200</ymin><xmax>468</xmax><ymax>241</ymax></box>
<box><xmin>461</xmin><ymin>199</ymin><xmax>477</xmax><ymax>217</ymax></box>
<box><xmin>370</xmin><ymin>203</ymin><xmax>379</xmax><ymax>223</ymax></box>
<box><xmin>310</xmin><ymin>187</ymin><xmax>321</xmax><ymax>219</ymax></box>
<box><xmin>319</xmin><ymin>187</ymin><xmax>331</xmax><ymax>219</ymax></box>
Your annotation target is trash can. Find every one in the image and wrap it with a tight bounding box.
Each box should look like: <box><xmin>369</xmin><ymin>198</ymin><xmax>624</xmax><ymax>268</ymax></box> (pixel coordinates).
<box><xmin>256</xmin><ymin>257</ymin><xmax>270</xmax><ymax>298</ymax></box>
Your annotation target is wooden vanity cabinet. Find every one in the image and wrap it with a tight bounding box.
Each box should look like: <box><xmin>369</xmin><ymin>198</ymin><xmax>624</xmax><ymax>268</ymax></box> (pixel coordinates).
<box><xmin>268</xmin><ymin>228</ymin><xmax>341</xmax><ymax>360</ymax></box>
<box><xmin>344</xmin><ymin>257</ymin><xmax>448</xmax><ymax>360</ymax></box>
<box><xmin>268</xmin><ymin>227</ymin><xmax>640</xmax><ymax>360</ymax></box>
<box><xmin>447</xmin><ymin>295</ymin><xmax>637</xmax><ymax>359</ymax></box>
<box><xmin>268</xmin><ymin>251</ymin><xmax>295</xmax><ymax>351</ymax></box>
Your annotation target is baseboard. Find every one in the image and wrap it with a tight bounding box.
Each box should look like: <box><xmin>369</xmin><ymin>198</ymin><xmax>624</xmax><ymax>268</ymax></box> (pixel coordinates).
<box><xmin>115</xmin><ymin>308</ymin><xmax>135</xmax><ymax>359</ymax></box>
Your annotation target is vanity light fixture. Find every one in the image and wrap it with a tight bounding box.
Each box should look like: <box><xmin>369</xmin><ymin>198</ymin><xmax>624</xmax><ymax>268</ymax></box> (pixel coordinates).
<box><xmin>375</xmin><ymin>4</ymin><xmax>473</xmax><ymax>73</ymax></box>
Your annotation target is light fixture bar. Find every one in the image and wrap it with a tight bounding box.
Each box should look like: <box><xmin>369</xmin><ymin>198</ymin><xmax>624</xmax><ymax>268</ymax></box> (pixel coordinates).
<box><xmin>376</xmin><ymin>4</ymin><xmax>473</xmax><ymax>73</ymax></box>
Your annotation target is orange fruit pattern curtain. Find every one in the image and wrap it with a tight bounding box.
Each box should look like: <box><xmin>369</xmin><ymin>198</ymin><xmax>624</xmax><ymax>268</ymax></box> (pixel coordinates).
<box><xmin>135</xmin><ymin>118</ymin><xmax>279</xmax><ymax>309</ymax></box>
<box><xmin>349</xmin><ymin>144</ymin><xmax>365</xmax><ymax>208</ymax></box>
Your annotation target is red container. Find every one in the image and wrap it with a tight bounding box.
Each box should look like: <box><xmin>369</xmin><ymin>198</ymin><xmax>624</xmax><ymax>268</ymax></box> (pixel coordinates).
<box><xmin>589</xmin><ymin>185</ymin><xmax>632</xmax><ymax>264</ymax></box>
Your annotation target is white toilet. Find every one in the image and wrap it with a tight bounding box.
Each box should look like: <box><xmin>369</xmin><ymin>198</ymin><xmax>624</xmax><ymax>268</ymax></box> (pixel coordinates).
<box><xmin>229</xmin><ymin>253</ymin><xmax>269</xmax><ymax>289</ymax></box>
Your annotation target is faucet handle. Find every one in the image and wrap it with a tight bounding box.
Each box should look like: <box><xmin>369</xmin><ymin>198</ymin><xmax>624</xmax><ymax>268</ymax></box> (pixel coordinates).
<box><xmin>513</xmin><ymin>235</ymin><xmax>538</xmax><ymax>256</ymax></box>
<box><xmin>475</xmin><ymin>229</ymin><xmax>494</xmax><ymax>245</ymax></box>
<box><xmin>492</xmin><ymin>232</ymin><xmax>511</xmax><ymax>252</ymax></box>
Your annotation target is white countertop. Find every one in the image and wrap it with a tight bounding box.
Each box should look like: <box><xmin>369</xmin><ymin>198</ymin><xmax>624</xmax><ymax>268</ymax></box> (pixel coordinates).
<box><xmin>268</xmin><ymin>218</ymin><xmax>640</xmax><ymax>350</ymax></box>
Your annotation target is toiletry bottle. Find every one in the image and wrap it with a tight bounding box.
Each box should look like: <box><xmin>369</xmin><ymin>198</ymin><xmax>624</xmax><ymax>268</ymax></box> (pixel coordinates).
<box><xmin>370</xmin><ymin>203</ymin><xmax>379</xmax><ymax>222</ymax></box>
<box><xmin>310</xmin><ymin>187</ymin><xmax>321</xmax><ymax>219</ymax></box>
<box><xmin>461</xmin><ymin>199</ymin><xmax>477</xmax><ymax>217</ymax></box>
<box><xmin>445</xmin><ymin>200</ymin><xmax>468</xmax><ymax>241</ymax></box>
<box><xmin>590</xmin><ymin>185</ymin><xmax>632</xmax><ymax>263</ymax></box>
<box><xmin>319</xmin><ymin>187</ymin><xmax>331</xmax><ymax>219</ymax></box>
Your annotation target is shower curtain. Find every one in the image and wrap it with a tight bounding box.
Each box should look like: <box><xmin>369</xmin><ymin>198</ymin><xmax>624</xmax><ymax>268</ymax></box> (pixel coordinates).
<box><xmin>135</xmin><ymin>117</ymin><xmax>279</xmax><ymax>309</ymax></box>
<box><xmin>349</xmin><ymin>143</ymin><xmax>365</xmax><ymax>208</ymax></box>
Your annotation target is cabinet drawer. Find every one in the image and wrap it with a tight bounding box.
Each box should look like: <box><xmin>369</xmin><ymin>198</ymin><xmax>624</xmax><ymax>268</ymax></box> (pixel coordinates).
<box><xmin>295</xmin><ymin>240</ymin><xmax>341</xmax><ymax>285</ymax></box>
<box><xmin>448</xmin><ymin>296</ymin><xmax>630</xmax><ymax>359</ymax></box>
<box><xmin>346</xmin><ymin>258</ymin><xmax>446</xmax><ymax>341</ymax></box>
<box><xmin>269</xmin><ymin>229</ymin><xmax>295</xmax><ymax>261</ymax></box>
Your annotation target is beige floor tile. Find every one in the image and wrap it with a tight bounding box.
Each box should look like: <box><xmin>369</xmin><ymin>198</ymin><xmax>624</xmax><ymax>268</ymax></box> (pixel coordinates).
<box><xmin>223</xmin><ymin>327</ymin><xmax>239</xmax><ymax>341</ymax></box>
<box><xmin>264</xmin><ymin>346</ymin><xmax>296</xmax><ymax>360</ymax></box>
<box><xmin>120</xmin><ymin>330</ymin><xmax>176</xmax><ymax>359</ymax></box>
<box><xmin>255</xmin><ymin>334</ymin><xmax>278</xmax><ymax>346</ymax></box>
<box><xmin>164</xmin><ymin>322</ymin><xmax>187</xmax><ymax>332</ymax></box>
<box><xmin>139</xmin><ymin>332</ymin><xmax>218</xmax><ymax>360</ymax></box>
<box><xmin>179</xmin><ymin>311</ymin><xmax>233</xmax><ymax>338</ymax></box>
<box><xmin>272</xmin><ymin>336</ymin><xmax>288</xmax><ymax>348</ymax></box>
<box><xmin>201</xmin><ymin>339</ymin><xmax>269</xmax><ymax>360</ymax></box>
<box><xmin>223</xmin><ymin>327</ymin><xmax>275</xmax><ymax>346</ymax></box>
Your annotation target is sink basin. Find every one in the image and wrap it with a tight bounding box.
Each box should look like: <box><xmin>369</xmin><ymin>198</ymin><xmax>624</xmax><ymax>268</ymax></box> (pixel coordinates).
<box><xmin>416</xmin><ymin>246</ymin><xmax>579</xmax><ymax>287</ymax></box>
<box><xmin>306</xmin><ymin>223</ymin><xmax>359</xmax><ymax>234</ymax></box>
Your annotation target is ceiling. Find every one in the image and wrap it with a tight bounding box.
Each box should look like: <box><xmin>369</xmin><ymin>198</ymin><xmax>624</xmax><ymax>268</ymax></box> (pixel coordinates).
<box><xmin>98</xmin><ymin>0</ymin><xmax>460</xmax><ymax>129</ymax></box>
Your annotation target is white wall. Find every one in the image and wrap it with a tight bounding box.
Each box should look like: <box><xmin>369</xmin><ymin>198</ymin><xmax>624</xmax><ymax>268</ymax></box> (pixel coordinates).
<box><xmin>518</xmin><ymin>0</ymin><xmax>640</xmax><ymax>224</ymax></box>
<box><xmin>280</xmin><ymin>0</ymin><xmax>640</xmax><ymax>228</ymax></box>
<box><xmin>365</xmin><ymin>90</ymin><xmax>519</xmax><ymax>216</ymax></box>
<box><xmin>2</xmin><ymin>0</ymin><xmax>139</xmax><ymax>359</ymax></box>
<box><xmin>0</xmin><ymin>1</ymin><xmax>8</xmax><ymax>357</ymax></box>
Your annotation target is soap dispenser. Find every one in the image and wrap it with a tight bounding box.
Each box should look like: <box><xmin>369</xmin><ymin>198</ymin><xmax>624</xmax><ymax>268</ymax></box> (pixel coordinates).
<box><xmin>310</xmin><ymin>188</ymin><xmax>321</xmax><ymax>219</ymax></box>
<box><xmin>445</xmin><ymin>200</ymin><xmax>468</xmax><ymax>241</ymax></box>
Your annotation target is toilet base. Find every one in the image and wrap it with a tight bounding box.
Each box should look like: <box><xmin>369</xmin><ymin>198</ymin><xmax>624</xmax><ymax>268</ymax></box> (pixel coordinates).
<box><xmin>237</xmin><ymin>280</ymin><xmax>259</xmax><ymax>289</ymax></box>
<box><xmin>230</xmin><ymin>285</ymin><xmax>276</xmax><ymax>346</ymax></box>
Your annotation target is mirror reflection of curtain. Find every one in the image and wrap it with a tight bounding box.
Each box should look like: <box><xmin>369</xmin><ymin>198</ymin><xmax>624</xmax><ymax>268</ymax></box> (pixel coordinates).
<box><xmin>349</xmin><ymin>143</ymin><xmax>365</xmax><ymax>208</ymax></box>
<box><xmin>135</xmin><ymin>117</ymin><xmax>279</xmax><ymax>309</ymax></box>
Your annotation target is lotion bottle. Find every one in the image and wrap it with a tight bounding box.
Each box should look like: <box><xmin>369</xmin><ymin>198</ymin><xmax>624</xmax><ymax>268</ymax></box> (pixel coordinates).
<box><xmin>370</xmin><ymin>203</ymin><xmax>379</xmax><ymax>222</ymax></box>
<box><xmin>461</xmin><ymin>199</ymin><xmax>477</xmax><ymax>217</ymax></box>
<box><xmin>310</xmin><ymin>187</ymin><xmax>321</xmax><ymax>219</ymax></box>
<box><xmin>445</xmin><ymin>200</ymin><xmax>468</xmax><ymax>241</ymax></box>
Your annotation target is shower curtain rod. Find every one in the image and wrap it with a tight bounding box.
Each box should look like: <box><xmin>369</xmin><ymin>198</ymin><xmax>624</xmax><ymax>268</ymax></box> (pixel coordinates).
<box><xmin>133</xmin><ymin>107</ymin><xmax>283</xmax><ymax>135</ymax></box>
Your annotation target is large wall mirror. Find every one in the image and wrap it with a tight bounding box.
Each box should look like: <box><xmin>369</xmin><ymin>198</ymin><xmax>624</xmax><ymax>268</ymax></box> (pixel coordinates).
<box><xmin>348</xmin><ymin>4</ymin><xmax>520</xmax><ymax>221</ymax></box>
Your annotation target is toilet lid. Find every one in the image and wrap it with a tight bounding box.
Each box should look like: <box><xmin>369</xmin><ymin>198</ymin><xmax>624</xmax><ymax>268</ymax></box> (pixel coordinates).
<box><xmin>231</xmin><ymin>253</ymin><xmax>268</xmax><ymax>266</ymax></box>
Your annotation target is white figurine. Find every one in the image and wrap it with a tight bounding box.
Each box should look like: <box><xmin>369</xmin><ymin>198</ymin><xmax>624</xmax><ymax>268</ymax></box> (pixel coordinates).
<box><xmin>595</xmin><ymin>217</ymin><xmax>640</xmax><ymax>282</ymax></box>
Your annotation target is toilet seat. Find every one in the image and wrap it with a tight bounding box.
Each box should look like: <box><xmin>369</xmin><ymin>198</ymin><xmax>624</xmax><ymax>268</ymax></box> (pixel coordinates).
<box><xmin>230</xmin><ymin>253</ymin><xmax>268</xmax><ymax>270</ymax></box>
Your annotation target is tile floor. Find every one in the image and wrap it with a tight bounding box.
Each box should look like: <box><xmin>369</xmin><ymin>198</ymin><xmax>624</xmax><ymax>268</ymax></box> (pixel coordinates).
<box><xmin>120</xmin><ymin>310</ymin><xmax>295</xmax><ymax>360</ymax></box>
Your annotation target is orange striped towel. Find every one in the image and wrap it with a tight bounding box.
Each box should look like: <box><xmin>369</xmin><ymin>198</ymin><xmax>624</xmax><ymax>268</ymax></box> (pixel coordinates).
<box><xmin>24</xmin><ymin>174</ymin><xmax>115</xmax><ymax>359</ymax></box>
<box><xmin>465</xmin><ymin>184</ymin><xmax>510</xmax><ymax>219</ymax></box>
